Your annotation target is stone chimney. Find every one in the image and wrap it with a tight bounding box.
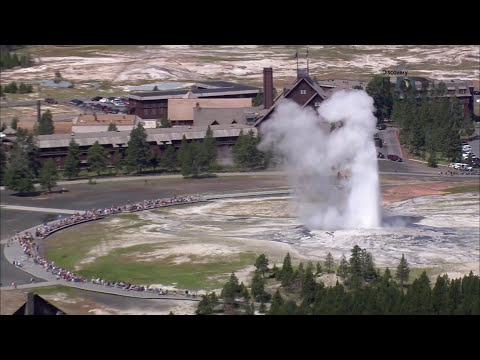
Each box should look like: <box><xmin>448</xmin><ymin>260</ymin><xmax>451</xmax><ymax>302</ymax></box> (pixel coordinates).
<box><xmin>263</xmin><ymin>68</ymin><xmax>274</xmax><ymax>109</ymax></box>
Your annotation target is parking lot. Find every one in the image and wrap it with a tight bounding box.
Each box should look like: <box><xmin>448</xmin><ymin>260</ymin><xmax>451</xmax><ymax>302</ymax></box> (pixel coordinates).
<box><xmin>375</xmin><ymin>126</ymin><xmax>403</xmax><ymax>161</ymax></box>
<box><xmin>68</xmin><ymin>96</ymin><xmax>129</xmax><ymax>115</ymax></box>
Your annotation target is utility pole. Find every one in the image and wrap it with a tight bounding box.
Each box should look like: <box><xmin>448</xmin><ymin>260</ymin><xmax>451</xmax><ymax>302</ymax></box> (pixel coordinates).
<box><xmin>37</xmin><ymin>100</ymin><xmax>41</xmax><ymax>123</ymax></box>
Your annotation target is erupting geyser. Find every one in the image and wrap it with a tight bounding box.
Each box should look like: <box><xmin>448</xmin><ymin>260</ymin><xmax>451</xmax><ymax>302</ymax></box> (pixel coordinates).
<box><xmin>259</xmin><ymin>90</ymin><xmax>381</xmax><ymax>230</ymax></box>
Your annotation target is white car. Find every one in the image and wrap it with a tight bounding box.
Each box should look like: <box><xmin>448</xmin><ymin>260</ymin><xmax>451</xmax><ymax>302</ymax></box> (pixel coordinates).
<box><xmin>99</xmin><ymin>98</ymin><xmax>109</xmax><ymax>103</ymax></box>
<box><xmin>113</xmin><ymin>101</ymin><xmax>126</xmax><ymax>107</ymax></box>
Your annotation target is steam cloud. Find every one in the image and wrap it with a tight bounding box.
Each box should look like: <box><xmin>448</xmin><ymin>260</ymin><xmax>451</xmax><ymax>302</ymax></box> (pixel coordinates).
<box><xmin>259</xmin><ymin>90</ymin><xmax>381</xmax><ymax>230</ymax></box>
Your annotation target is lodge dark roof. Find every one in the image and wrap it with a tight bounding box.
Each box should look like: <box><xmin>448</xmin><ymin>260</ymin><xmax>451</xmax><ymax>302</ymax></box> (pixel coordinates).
<box><xmin>129</xmin><ymin>81</ymin><xmax>259</xmax><ymax>100</ymax></box>
<box><xmin>13</xmin><ymin>292</ymin><xmax>66</xmax><ymax>315</ymax></box>
<box><xmin>254</xmin><ymin>76</ymin><xmax>329</xmax><ymax>127</ymax></box>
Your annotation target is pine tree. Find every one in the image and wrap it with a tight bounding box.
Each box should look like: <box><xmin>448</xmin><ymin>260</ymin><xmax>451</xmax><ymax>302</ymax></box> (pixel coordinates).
<box><xmin>366</xmin><ymin>75</ymin><xmax>393</xmax><ymax>121</ymax></box>
<box><xmin>179</xmin><ymin>140</ymin><xmax>195</xmax><ymax>177</ymax></box>
<box><xmin>325</xmin><ymin>252</ymin><xmax>335</xmax><ymax>273</ymax></box>
<box><xmin>258</xmin><ymin>301</ymin><xmax>267</xmax><ymax>313</ymax></box>
<box><xmin>315</xmin><ymin>262</ymin><xmax>323</xmax><ymax>276</ymax></box>
<box><xmin>10</xmin><ymin>117</ymin><xmax>18</xmax><ymax>130</ymax></box>
<box><xmin>126</xmin><ymin>123</ymin><xmax>152</xmax><ymax>173</ymax></box>
<box><xmin>279</xmin><ymin>253</ymin><xmax>294</xmax><ymax>286</ymax></box>
<box><xmin>301</xmin><ymin>264</ymin><xmax>317</xmax><ymax>305</ymax></box>
<box><xmin>87</xmin><ymin>141</ymin><xmax>108</xmax><ymax>176</ymax></box>
<box><xmin>221</xmin><ymin>272</ymin><xmax>241</xmax><ymax>304</ymax></box>
<box><xmin>254</xmin><ymin>254</ymin><xmax>269</xmax><ymax>278</ymax></box>
<box><xmin>160</xmin><ymin>145</ymin><xmax>178</xmax><ymax>172</ymax></box>
<box><xmin>38</xmin><ymin>159</ymin><xmax>58</xmax><ymax>192</ymax></box>
<box><xmin>232</xmin><ymin>129</ymin><xmax>247</xmax><ymax>168</ymax></box>
<box><xmin>63</xmin><ymin>138</ymin><xmax>81</xmax><ymax>180</ymax></box>
<box><xmin>337</xmin><ymin>254</ymin><xmax>349</xmax><ymax>279</ymax></box>
<box><xmin>4</xmin><ymin>147</ymin><xmax>34</xmax><ymax>194</ymax></box>
<box><xmin>395</xmin><ymin>254</ymin><xmax>410</xmax><ymax>288</ymax></box>
<box><xmin>38</xmin><ymin>110</ymin><xmax>55</xmax><ymax>135</ymax></box>
<box><xmin>348</xmin><ymin>245</ymin><xmax>363</xmax><ymax>279</ymax></box>
<box><xmin>113</xmin><ymin>149</ymin><xmax>124</xmax><ymax>173</ymax></box>
<box><xmin>269</xmin><ymin>289</ymin><xmax>284</xmax><ymax>315</ymax></box>
<box><xmin>432</xmin><ymin>274</ymin><xmax>450</xmax><ymax>315</ymax></box>
<box><xmin>403</xmin><ymin>271</ymin><xmax>432</xmax><ymax>314</ymax></box>
<box><xmin>107</xmin><ymin>122</ymin><xmax>118</xmax><ymax>131</ymax></box>
<box><xmin>195</xmin><ymin>292</ymin><xmax>219</xmax><ymax>315</ymax></box>
<box><xmin>201</xmin><ymin>125</ymin><xmax>217</xmax><ymax>171</ymax></box>
<box><xmin>447</xmin><ymin>278</ymin><xmax>462</xmax><ymax>314</ymax></box>
<box><xmin>54</xmin><ymin>71</ymin><xmax>62</xmax><ymax>83</ymax></box>
<box><xmin>251</xmin><ymin>271</ymin><xmax>269</xmax><ymax>302</ymax></box>
<box><xmin>160</xmin><ymin>115</ymin><xmax>171</xmax><ymax>128</ymax></box>
<box><xmin>15</xmin><ymin>130</ymin><xmax>41</xmax><ymax>178</ymax></box>
<box><xmin>361</xmin><ymin>249</ymin><xmax>376</xmax><ymax>282</ymax></box>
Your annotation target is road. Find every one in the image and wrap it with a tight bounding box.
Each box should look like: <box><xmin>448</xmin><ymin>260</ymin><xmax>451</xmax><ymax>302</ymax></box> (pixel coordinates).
<box><xmin>468</xmin><ymin>127</ymin><xmax>480</xmax><ymax>159</ymax></box>
<box><xmin>377</xmin><ymin>126</ymin><xmax>402</xmax><ymax>158</ymax></box>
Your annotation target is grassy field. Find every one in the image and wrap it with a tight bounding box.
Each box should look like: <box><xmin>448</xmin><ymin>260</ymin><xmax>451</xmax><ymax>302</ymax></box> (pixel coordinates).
<box><xmin>76</xmin><ymin>251</ymin><xmax>257</xmax><ymax>290</ymax></box>
<box><xmin>442</xmin><ymin>184</ymin><xmax>480</xmax><ymax>193</ymax></box>
<box><xmin>34</xmin><ymin>285</ymin><xmax>77</xmax><ymax>297</ymax></box>
<box><xmin>43</xmin><ymin>213</ymin><xmax>258</xmax><ymax>290</ymax></box>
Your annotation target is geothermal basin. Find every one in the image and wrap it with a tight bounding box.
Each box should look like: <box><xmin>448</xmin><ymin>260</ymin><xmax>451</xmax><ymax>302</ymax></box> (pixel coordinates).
<box><xmin>44</xmin><ymin>191</ymin><xmax>479</xmax><ymax>290</ymax></box>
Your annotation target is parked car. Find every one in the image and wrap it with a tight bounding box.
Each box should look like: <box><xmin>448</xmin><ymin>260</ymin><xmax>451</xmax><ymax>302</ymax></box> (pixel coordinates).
<box><xmin>374</xmin><ymin>137</ymin><xmax>383</xmax><ymax>148</ymax></box>
<box><xmin>387</xmin><ymin>154</ymin><xmax>402</xmax><ymax>162</ymax></box>
<box><xmin>70</xmin><ymin>99</ymin><xmax>83</xmax><ymax>105</ymax></box>
<box><xmin>91</xmin><ymin>96</ymin><xmax>103</xmax><ymax>102</ymax></box>
<box><xmin>44</xmin><ymin>98</ymin><xmax>57</xmax><ymax>104</ymax></box>
<box><xmin>376</xmin><ymin>123</ymin><xmax>386</xmax><ymax>130</ymax></box>
<box><xmin>377</xmin><ymin>152</ymin><xmax>385</xmax><ymax>159</ymax></box>
<box><xmin>113</xmin><ymin>100</ymin><xmax>126</xmax><ymax>107</ymax></box>
<box><xmin>99</xmin><ymin>98</ymin><xmax>109</xmax><ymax>103</ymax></box>
<box><xmin>108</xmin><ymin>108</ymin><xmax>119</xmax><ymax>114</ymax></box>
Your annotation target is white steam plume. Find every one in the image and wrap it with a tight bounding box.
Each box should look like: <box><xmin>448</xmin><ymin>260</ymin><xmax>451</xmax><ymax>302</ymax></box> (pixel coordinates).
<box><xmin>259</xmin><ymin>90</ymin><xmax>381</xmax><ymax>230</ymax></box>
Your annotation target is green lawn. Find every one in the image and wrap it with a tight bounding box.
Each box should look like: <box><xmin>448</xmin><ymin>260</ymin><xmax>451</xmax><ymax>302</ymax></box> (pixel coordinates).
<box><xmin>442</xmin><ymin>184</ymin><xmax>480</xmax><ymax>194</ymax></box>
<box><xmin>34</xmin><ymin>285</ymin><xmax>77</xmax><ymax>297</ymax></box>
<box><xmin>44</xmin><ymin>214</ymin><xmax>258</xmax><ymax>290</ymax></box>
<box><xmin>75</xmin><ymin>251</ymin><xmax>257</xmax><ymax>290</ymax></box>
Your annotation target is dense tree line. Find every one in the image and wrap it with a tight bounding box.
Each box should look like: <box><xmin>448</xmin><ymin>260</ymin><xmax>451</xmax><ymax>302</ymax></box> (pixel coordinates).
<box><xmin>3</xmin><ymin>128</ymin><xmax>40</xmax><ymax>194</ymax></box>
<box><xmin>1</xmin><ymin>81</ymin><xmax>34</xmax><ymax>94</ymax></box>
<box><xmin>391</xmin><ymin>82</ymin><xmax>474</xmax><ymax>164</ymax></box>
<box><xmin>232</xmin><ymin>129</ymin><xmax>268</xmax><ymax>170</ymax></box>
<box><xmin>201</xmin><ymin>246</ymin><xmax>480</xmax><ymax>315</ymax></box>
<box><xmin>178</xmin><ymin>125</ymin><xmax>217</xmax><ymax>177</ymax></box>
<box><xmin>0</xmin><ymin>49</ymin><xmax>32</xmax><ymax>70</ymax></box>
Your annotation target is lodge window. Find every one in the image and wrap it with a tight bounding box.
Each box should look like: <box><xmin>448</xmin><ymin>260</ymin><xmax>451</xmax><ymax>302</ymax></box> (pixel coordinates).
<box><xmin>300</xmin><ymin>90</ymin><xmax>307</xmax><ymax>95</ymax></box>
<box><xmin>315</xmin><ymin>102</ymin><xmax>321</xmax><ymax>107</ymax></box>
<box><xmin>459</xmin><ymin>89</ymin><xmax>466</xmax><ymax>94</ymax></box>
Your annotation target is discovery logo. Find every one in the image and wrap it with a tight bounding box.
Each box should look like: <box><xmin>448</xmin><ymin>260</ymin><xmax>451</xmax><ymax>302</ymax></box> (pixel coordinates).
<box><xmin>380</xmin><ymin>69</ymin><xmax>409</xmax><ymax>76</ymax></box>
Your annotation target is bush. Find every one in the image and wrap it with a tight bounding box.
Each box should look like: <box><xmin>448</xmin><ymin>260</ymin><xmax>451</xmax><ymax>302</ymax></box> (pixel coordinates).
<box><xmin>427</xmin><ymin>153</ymin><xmax>438</xmax><ymax>168</ymax></box>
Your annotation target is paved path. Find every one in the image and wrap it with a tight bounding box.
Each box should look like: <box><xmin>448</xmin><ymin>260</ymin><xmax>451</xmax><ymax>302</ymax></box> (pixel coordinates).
<box><xmin>0</xmin><ymin>205</ymin><xmax>84</xmax><ymax>214</ymax></box>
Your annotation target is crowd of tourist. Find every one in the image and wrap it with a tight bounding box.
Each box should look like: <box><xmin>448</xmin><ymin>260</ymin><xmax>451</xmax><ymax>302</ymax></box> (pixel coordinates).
<box><xmin>11</xmin><ymin>194</ymin><xmax>202</xmax><ymax>296</ymax></box>
<box><xmin>34</xmin><ymin>195</ymin><xmax>200</xmax><ymax>239</ymax></box>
